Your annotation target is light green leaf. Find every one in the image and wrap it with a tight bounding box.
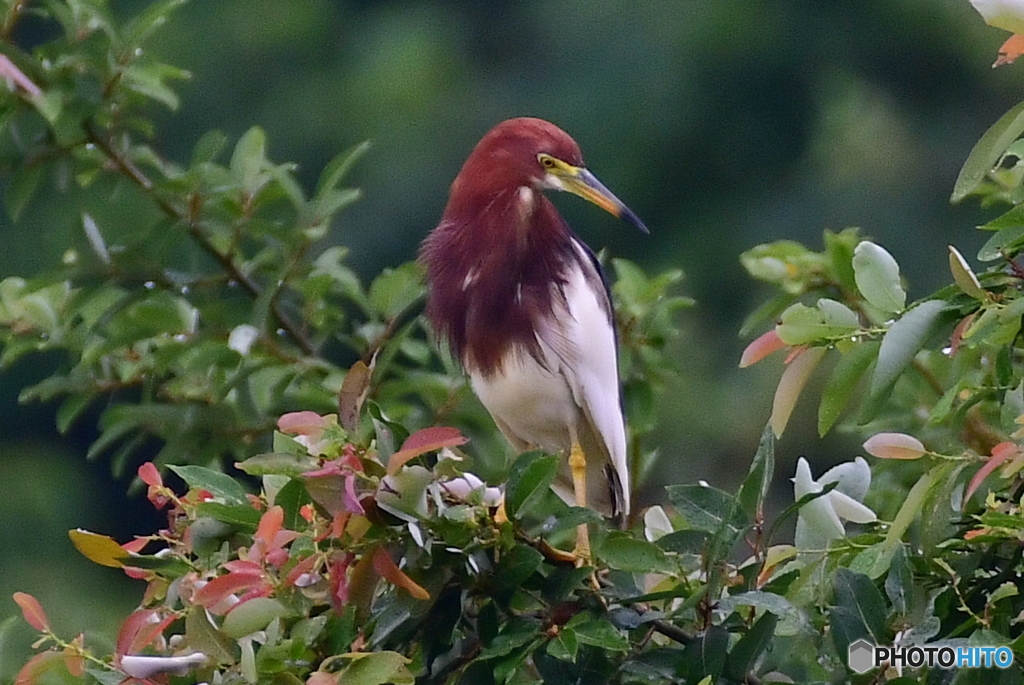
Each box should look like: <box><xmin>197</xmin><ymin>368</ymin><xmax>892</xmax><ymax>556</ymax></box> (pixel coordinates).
<box><xmin>334</xmin><ymin>651</ymin><xmax>414</xmax><ymax>685</ymax></box>
<box><xmin>230</xmin><ymin>126</ymin><xmax>268</xmax><ymax>197</ymax></box>
<box><xmin>952</xmin><ymin>99</ymin><xmax>1024</xmax><ymax>203</ymax></box>
<box><xmin>666</xmin><ymin>483</ymin><xmax>744</xmax><ymax>534</ymax></box>
<box><xmin>167</xmin><ymin>464</ymin><xmax>249</xmax><ymax>504</ymax></box>
<box><xmin>853</xmin><ymin>241</ymin><xmax>905</xmax><ymax>313</ymax></box>
<box><xmin>867</xmin><ymin>300</ymin><xmax>947</xmax><ymax>406</ymax></box>
<box><xmin>978</xmin><ymin>223</ymin><xmax>1024</xmax><ymax>261</ymax></box>
<box><xmin>948</xmin><ymin>245</ymin><xmax>987</xmax><ymax>300</ymax></box>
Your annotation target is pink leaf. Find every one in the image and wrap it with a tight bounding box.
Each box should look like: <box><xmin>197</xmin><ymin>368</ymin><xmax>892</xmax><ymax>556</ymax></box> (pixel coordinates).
<box><xmin>14</xmin><ymin>651</ymin><xmax>62</xmax><ymax>685</ymax></box>
<box><xmin>192</xmin><ymin>572</ymin><xmax>266</xmax><ymax>610</ymax></box>
<box><xmin>770</xmin><ymin>346</ymin><xmax>826</xmax><ymax>438</ymax></box>
<box><xmin>277</xmin><ymin>411</ymin><xmax>329</xmax><ymax>436</ymax></box>
<box><xmin>387</xmin><ymin>426</ymin><xmax>468</xmax><ymax>475</ymax></box>
<box><xmin>12</xmin><ymin>593</ymin><xmax>49</xmax><ymax>632</ymax></box>
<box><xmin>115</xmin><ymin>609</ymin><xmax>174</xmax><ymax>658</ymax></box>
<box><xmin>965</xmin><ymin>442</ymin><xmax>1021</xmax><ymax>505</ymax></box>
<box><xmin>137</xmin><ymin>462</ymin><xmax>162</xmax><ymax>487</ymax></box>
<box><xmin>740</xmin><ymin>329</ymin><xmax>787</xmax><ymax>368</ymax></box>
<box><xmin>863</xmin><ymin>432</ymin><xmax>927</xmax><ymax>460</ymax></box>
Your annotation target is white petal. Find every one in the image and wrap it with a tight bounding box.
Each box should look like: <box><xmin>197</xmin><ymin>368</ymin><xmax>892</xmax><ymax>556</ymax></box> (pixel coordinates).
<box><xmin>120</xmin><ymin>653</ymin><xmax>207</xmax><ymax>679</ymax></box>
<box><xmin>792</xmin><ymin>457</ymin><xmax>820</xmax><ymax>500</ymax></box>
<box><xmin>228</xmin><ymin>324</ymin><xmax>259</xmax><ymax>355</ymax></box>
<box><xmin>644</xmin><ymin>505</ymin><xmax>673</xmax><ymax>542</ymax></box>
<box><xmin>818</xmin><ymin>456</ymin><xmax>871</xmax><ymax>502</ymax></box>
<box><xmin>827</xmin><ymin>490</ymin><xmax>877</xmax><ymax>524</ymax></box>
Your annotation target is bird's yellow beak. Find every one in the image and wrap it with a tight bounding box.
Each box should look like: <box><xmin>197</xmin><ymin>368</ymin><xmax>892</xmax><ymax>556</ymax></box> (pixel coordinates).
<box><xmin>548</xmin><ymin>162</ymin><xmax>649</xmax><ymax>234</ymax></box>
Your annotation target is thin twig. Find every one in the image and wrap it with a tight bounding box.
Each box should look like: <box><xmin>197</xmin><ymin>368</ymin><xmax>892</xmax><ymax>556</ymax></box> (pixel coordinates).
<box><xmin>83</xmin><ymin>121</ymin><xmax>316</xmax><ymax>355</ymax></box>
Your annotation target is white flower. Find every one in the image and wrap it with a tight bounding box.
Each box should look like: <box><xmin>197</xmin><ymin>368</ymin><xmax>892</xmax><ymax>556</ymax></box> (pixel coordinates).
<box><xmin>643</xmin><ymin>505</ymin><xmax>673</xmax><ymax>542</ymax></box>
<box><xmin>972</xmin><ymin>0</ymin><xmax>1024</xmax><ymax>34</ymax></box>
<box><xmin>228</xmin><ymin>324</ymin><xmax>260</xmax><ymax>355</ymax></box>
<box><xmin>440</xmin><ymin>472</ymin><xmax>502</xmax><ymax>507</ymax></box>
<box><xmin>793</xmin><ymin>457</ymin><xmax>876</xmax><ymax>550</ymax></box>
<box><xmin>120</xmin><ymin>652</ymin><xmax>207</xmax><ymax>679</ymax></box>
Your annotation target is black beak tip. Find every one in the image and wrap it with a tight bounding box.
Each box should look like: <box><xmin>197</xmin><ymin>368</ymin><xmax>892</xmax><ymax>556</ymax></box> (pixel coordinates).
<box><xmin>621</xmin><ymin>206</ymin><xmax>649</xmax><ymax>234</ymax></box>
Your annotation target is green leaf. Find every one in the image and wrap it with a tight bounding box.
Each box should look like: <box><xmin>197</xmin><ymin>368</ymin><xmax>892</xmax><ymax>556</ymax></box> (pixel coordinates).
<box><xmin>818</xmin><ymin>341</ymin><xmax>878</xmax><ymax>436</ymax></box>
<box><xmin>235</xmin><ymin>452</ymin><xmax>320</xmax><ymax>478</ymax></box>
<box><xmin>833</xmin><ymin>568</ymin><xmax>888</xmax><ymax>643</ymax></box>
<box><xmin>367</xmin><ymin>263</ymin><xmax>424</xmax><ymax>321</ymax></box>
<box><xmin>316</xmin><ymin>141</ymin><xmax>372</xmax><ymax>197</ymax></box>
<box><xmin>952</xmin><ymin>99</ymin><xmax>1024</xmax><ymax>203</ymax></box>
<box><xmin>680</xmin><ymin>626</ymin><xmax>728</xmax><ymax>682</ymax></box>
<box><xmin>735</xmin><ymin>423</ymin><xmax>775</xmax><ymax>523</ymax></box>
<box><xmin>494</xmin><ymin>544</ymin><xmax>543</xmax><ymax>590</ymax></box>
<box><xmin>884</xmin><ymin>544</ymin><xmax>913</xmax><ymax>616</ymax></box>
<box><xmin>506</xmin><ymin>451</ymin><xmax>558</xmax><ymax>520</ymax></box>
<box><xmin>865</xmin><ymin>300</ymin><xmax>947</xmax><ymax>414</ymax></box>
<box><xmin>717</xmin><ymin>591</ymin><xmax>800</xmax><ymax>625</ymax></box>
<box><xmin>570</xmin><ymin>616</ymin><xmax>630</xmax><ymax>652</ymax></box>
<box><xmin>167</xmin><ymin>464</ymin><xmax>249</xmax><ymax>504</ymax></box>
<box><xmin>853</xmin><ymin>241</ymin><xmax>906</xmax><ymax>313</ymax></box>
<box><xmin>222</xmin><ymin>598</ymin><xmax>287</xmax><ymax>639</ymax></box>
<box><xmin>185</xmin><ymin>606</ymin><xmax>237</xmax><ymax>664</ymax></box>
<box><xmin>977</xmin><ymin>223</ymin><xmax>1024</xmax><ymax>261</ymax></box>
<box><xmin>196</xmin><ymin>502</ymin><xmax>261</xmax><ymax>528</ymax></box>
<box><xmin>724</xmin><ymin>611</ymin><xmax>778</xmax><ymax>683</ymax></box>
<box><xmin>231</xmin><ymin>126</ymin><xmax>268</xmax><ymax>197</ymax></box>
<box><xmin>334</xmin><ymin>651</ymin><xmax>414</xmax><ymax>685</ymax></box>
<box><xmin>666</xmin><ymin>483</ymin><xmax>744</xmax><ymax>534</ymax></box>
<box><xmin>598</xmin><ymin>533</ymin><xmax>675</xmax><ymax>574</ymax></box>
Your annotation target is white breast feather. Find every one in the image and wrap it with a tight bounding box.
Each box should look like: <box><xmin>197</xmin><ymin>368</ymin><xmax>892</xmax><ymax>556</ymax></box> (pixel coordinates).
<box><xmin>468</xmin><ymin>240</ymin><xmax>630</xmax><ymax>516</ymax></box>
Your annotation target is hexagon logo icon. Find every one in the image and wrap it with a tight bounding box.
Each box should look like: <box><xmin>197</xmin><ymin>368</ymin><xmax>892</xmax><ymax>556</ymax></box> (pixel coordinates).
<box><xmin>848</xmin><ymin>639</ymin><xmax>875</xmax><ymax>674</ymax></box>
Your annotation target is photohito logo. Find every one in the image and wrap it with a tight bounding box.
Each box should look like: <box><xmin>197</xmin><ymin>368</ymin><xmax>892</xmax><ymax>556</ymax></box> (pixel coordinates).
<box><xmin>848</xmin><ymin>639</ymin><xmax>1015</xmax><ymax>674</ymax></box>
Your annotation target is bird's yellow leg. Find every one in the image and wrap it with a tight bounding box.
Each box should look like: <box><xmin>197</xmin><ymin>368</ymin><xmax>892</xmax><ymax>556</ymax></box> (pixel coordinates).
<box><xmin>569</xmin><ymin>442</ymin><xmax>591</xmax><ymax>566</ymax></box>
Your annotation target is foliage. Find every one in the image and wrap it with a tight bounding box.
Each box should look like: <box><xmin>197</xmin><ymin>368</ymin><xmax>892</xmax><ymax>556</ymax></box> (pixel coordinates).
<box><xmin>2</xmin><ymin>1</ymin><xmax>1024</xmax><ymax>685</ymax></box>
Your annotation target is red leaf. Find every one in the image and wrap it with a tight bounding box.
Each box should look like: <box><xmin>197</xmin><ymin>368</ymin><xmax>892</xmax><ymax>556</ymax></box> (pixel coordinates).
<box><xmin>121</xmin><ymin>537</ymin><xmax>150</xmax><ymax>554</ymax></box>
<box><xmin>14</xmin><ymin>651</ymin><xmax>62</xmax><ymax>685</ymax></box>
<box><xmin>115</xmin><ymin>609</ymin><xmax>174</xmax><ymax>657</ymax></box>
<box><xmin>63</xmin><ymin>635</ymin><xmax>85</xmax><ymax>678</ymax></box>
<box><xmin>256</xmin><ymin>506</ymin><xmax>284</xmax><ymax>550</ymax></box>
<box><xmin>12</xmin><ymin>593</ymin><xmax>49</xmax><ymax>632</ymax></box>
<box><xmin>192</xmin><ymin>571</ymin><xmax>266</xmax><ymax>609</ymax></box>
<box><xmin>740</xmin><ymin>329</ymin><xmax>787</xmax><ymax>368</ymax></box>
<box><xmin>387</xmin><ymin>426</ymin><xmax>468</xmax><ymax>475</ymax></box>
<box><xmin>964</xmin><ymin>442</ymin><xmax>1020</xmax><ymax>505</ymax></box>
<box><xmin>372</xmin><ymin>547</ymin><xmax>430</xmax><ymax>600</ymax></box>
<box><xmin>284</xmin><ymin>555</ymin><xmax>319</xmax><ymax>587</ymax></box>
<box><xmin>137</xmin><ymin>462</ymin><xmax>162</xmax><ymax>487</ymax></box>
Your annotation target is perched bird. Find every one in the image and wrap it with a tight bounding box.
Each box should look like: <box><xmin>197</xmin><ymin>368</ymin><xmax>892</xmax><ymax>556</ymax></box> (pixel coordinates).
<box><xmin>420</xmin><ymin>117</ymin><xmax>648</xmax><ymax>558</ymax></box>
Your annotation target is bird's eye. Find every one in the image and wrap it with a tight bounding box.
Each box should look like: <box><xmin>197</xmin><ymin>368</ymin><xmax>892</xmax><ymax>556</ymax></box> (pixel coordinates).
<box><xmin>538</xmin><ymin>154</ymin><xmax>558</xmax><ymax>170</ymax></box>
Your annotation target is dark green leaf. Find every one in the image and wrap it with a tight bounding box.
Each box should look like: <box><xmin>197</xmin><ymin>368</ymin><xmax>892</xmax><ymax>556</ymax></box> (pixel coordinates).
<box><xmin>680</xmin><ymin>626</ymin><xmax>728</xmax><ymax>682</ymax></box>
<box><xmin>736</xmin><ymin>423</ymin><xmax>775</xmax><ymax>521</ymax></box>
<box><xmin>952</xmin><ymin>99</ymin><xmax>1024</xmax><ymax>203</ymax></box>
<box><xmin>818</xmin><ymin>341</ymin><xmax>878</xmax><ymax>436</ymax></box>
<box><xmin>570</xmin><ymin>617</ymin><xmax>630</xmax><ymax>652</ymax></box>
<box><xmin>724</xmin><ymin>611</ymin><xmax>778</xmax><ymax>683</ymax></box>
<box><xmin>598</xmin><ymin>533</ymin><xmax>675</xmax><ymax>574</ymax></box>
<box><xmin>506</xmin><ymin>452</ymin><xmax>558</xmax><ymax>520</ymax></box>
<box><xmin>884</xmin><ymin>544</ymin><xmax>913</xmax><ymax>616</ymax></box>
<box><xmin>655</xmin><ymin>529</ymin><xmax>709</xmax><ymax>555</ymax></box>
<box><xmin>833</xmin><ymin>568</ymin><xmax>887</xmax><ymax>643</ymax></box>
<box><xmin>495</xmin><ymin>544</ymin><xmax>544</xmax><ymax>590</ymax></box>
<box><xmin>167</xmin><ymin>464</ymin><xmax>249</xmax><ymax>504</ymax></box>
<box><xmin>316</xmin><ymin>141</ymin><xmax>372</xmax><ymax>196</ymax></box>
<box><xmin>666</xmin><ymin>483</ymin><xmax>744</xmax><ymax>534</ymax></box>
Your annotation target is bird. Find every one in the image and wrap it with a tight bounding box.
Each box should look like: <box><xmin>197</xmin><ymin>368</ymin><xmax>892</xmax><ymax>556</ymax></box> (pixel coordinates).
<box><xmin>420</xmin><ymin>117</ymin><xmax>648</xmax><ymax>561</ymax></box>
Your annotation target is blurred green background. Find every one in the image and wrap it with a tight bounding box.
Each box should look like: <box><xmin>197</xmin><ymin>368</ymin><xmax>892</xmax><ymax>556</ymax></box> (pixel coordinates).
<box><xmin>0</xmin><ymin>0</ymin><xmax>1015</xmax><ymax>670</ymax></box>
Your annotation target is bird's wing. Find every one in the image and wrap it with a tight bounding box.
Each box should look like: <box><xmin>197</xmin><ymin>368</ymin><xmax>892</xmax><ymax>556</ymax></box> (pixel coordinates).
<box><xmin>539</xmin><ymin>238</ymin><xmax>630</xmax><ymax>517</ymax></box>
